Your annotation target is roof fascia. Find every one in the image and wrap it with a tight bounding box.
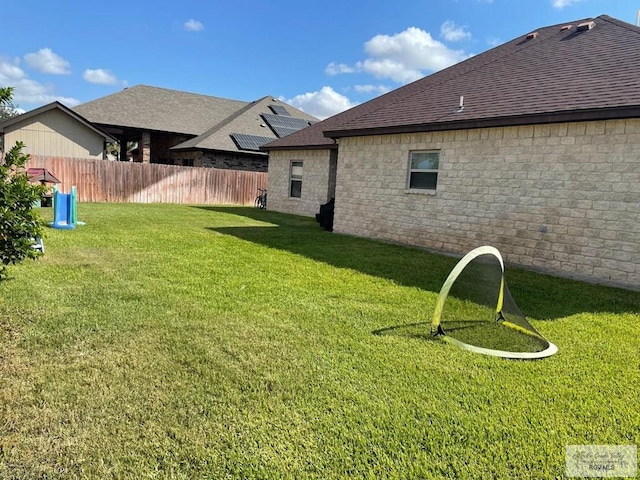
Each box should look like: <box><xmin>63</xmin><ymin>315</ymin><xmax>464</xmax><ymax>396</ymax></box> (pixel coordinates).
<box><xmin>261</xmin><ymin>142</ymin><xmax>338</xmax><ymax>152</ymax></box>
<box><xmin>172</xmin><ymin>145</ymin><xmax>267</xmax><ymax>157</ymax></box>
<box><xmin>195</xmin><ymin>147</ymin><xmax>268</xmax><ymax>157</ymax></box>
<box><xmin>323</xmin><ymin>106</ymin><xmax>640</xmax><ymax>138</ymax></box>
<box><xmin>93</xmin><ymin>123</ymin><xmax>198</xmax><ymax>139</ymax></box>
<box><xmin>0</xmin><ymin>101</ymin><xmax>117</xmax><ymax>143</ymax></box>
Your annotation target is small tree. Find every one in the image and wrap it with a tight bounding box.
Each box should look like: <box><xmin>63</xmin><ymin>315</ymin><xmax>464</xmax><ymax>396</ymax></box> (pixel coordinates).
<box><xmin>0</xmin><ymin>87</ymin><xmax>46</xmax><ymax>280</ymax></box>
<box><xmin>0</xmin><ymin>86</ymin><xmax>21</xmax><ymax>151</ymax></box>
<box><xmin>0</xmin><ymin>96</ymin><xmax>20</xmax><ymax>121</ymax></box>
<box><xmin>106</xmin><ymin>140</ymin><xmax>137</xmax><ymax>161</ymax></box>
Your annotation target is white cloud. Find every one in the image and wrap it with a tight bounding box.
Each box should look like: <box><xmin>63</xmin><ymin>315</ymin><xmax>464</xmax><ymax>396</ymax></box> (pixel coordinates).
<box><xmin>353</xmin><ymin>84</ymin><xmax>391</xmax><ymax>95</ymax></box>
<box><xmin>551</xmin><ymin>0</ymin><xmax>584</xmax><ymax>8</ymax></box>
<box><xmin>0</xmin><ymin>57</ymin><xmax>79</xmax><ymax>107</ymax></box>
<box><xmin>24</xmin><ymin>48</ymin><xmax>71</xmax><ymax>74</ymax></box>
<box><xmin>285</xmin><ymin>86</ymin><xmax>357</xmax><ymax>120</ymax></box>
<box><xmin>327</xmin><ymin>27</ymin><xmax>470</xmax><ymax>84</ymax></box>
<box><xmin>184</xmin><ymin>19</ymin><xmax>204</xmax><ymax>31</ymax></box>
<box><xmin>356</xmin><ymin>58</ymin><xmax>419</xmax><ymax>84</ymax></box>
<box><xmin>440</xmin><ymin>20</ymin><xmax>471</xmax><ymax>42</ymax></box>
<box><xmin>83</xmin><ymin>68</ymin><xmax>119</xmax><ymax>85</ymax></box>
<box><xmin>0</xmin><ymin>60</ymin><xmax>25</xmax><ymax>81</ymax></box>
<box><xmin>325</xmin><ymin>62</ymin><xmax>356</xmax><ymax>75</ymax></box>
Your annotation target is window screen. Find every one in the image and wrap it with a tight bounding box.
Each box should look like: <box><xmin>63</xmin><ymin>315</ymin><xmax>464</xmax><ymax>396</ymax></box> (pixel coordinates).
<box><xmin>408</xmin><ymin>151</ymin><xmax>439</xmax><ymax>190</ymax></box>
<box><xmin>290</xmin><ymin>161</ymin><xmax>303</xmax><ymax>198</ymax></box>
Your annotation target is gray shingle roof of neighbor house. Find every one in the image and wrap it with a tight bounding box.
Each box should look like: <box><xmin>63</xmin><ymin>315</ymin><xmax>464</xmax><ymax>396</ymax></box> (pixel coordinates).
<box><xmin>170</xmin><ymin>96</ymin><xmax>317</xmax><ymax>155</ymax></box>
<box><xmin>73</xmin><ymin>85</ymin><xmax>249</xmax><ymax>136</ymax></box>
<box><xmin>260</xmin><ymin>102</ymin><xmax>359</xmax><ymax>151</ymax></box>
<box><xmin>0</xmin><ymin>101</ymin><xmax>117</xmax><ymax>143</ymax></box>
<box><xmin>263</xmin><ymin>14</ymin><xmax>640</xmax><ymax>149</ymax></box>
<box><xmin>73</xmin><ymin>84</ymin><xmax>318</xmax><ymax>154</ymax></box>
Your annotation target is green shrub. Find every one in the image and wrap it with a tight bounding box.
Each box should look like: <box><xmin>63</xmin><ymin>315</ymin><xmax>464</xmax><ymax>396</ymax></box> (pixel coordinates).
<box><xmin>0</xmin><ymin>89</ymin><xmax>46</xmax><ymax>279</ymax></box>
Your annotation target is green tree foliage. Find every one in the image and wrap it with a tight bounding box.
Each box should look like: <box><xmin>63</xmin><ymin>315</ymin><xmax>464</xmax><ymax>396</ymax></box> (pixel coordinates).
<box><xmin>0</xmin><ymin>87</ymin><xmax>13</xmax><ymax>105</ymax></box>
<box><xmin>0</xmin><ymin>87</ymin><xmax>20</xmax><ymax>151</ymax></box>
<box><xmin>0</xmin><ymin>87</ymin><xmax>46</xmax><ymax>279</ymax></box>
<box><xmin>0</xmin><ymin>98</ymin><xmax>20</xmax><ymax>122</ymax></box>
<box><xmin>0</xmin><ymin>86</ymin><xmax>20</xmax><ymax>121</ymax></box>
<box><xmin>106</xmin><ymin>140</ymin><xmax>137</xmax><ymax>161</ymax></box>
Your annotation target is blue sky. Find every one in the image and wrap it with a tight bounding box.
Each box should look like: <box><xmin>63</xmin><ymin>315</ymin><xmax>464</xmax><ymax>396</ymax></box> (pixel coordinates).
<box><xmin>1</xmin><ymin>0</ymin><xmax>638</xmax><ymax>119</ymax></box>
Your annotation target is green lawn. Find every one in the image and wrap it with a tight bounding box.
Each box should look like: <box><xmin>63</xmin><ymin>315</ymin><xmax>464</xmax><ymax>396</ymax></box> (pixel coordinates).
<box><xmin>1</xmin><ymin>203</ymin><xmax>638</xmax><ymax>479</ymax></box>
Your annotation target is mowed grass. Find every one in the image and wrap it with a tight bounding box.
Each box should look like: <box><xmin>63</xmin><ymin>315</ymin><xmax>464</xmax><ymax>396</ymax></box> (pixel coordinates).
<box><xmin>1</xmin><ymin>203</ymin><xmax>638</xmax><ymax>479</ymax></box>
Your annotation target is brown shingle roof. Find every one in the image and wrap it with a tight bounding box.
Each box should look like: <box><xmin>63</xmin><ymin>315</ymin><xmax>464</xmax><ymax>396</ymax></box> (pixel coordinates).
<box><xmin>264</xmin><ymin>14</ymin><xmax>640</xmax><ymax>150</ymax></box>
<box><xmin>326</xmin><ymin>15</ymin><xmax>640</xmax><ymax>137</ymax></box>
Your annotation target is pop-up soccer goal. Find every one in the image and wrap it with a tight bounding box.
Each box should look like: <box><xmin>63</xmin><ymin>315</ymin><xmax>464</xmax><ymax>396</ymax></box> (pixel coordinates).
<box><xmin>431</xmin><ymin>246</ymin><xmax>557</xmax><ymax>359</ymax></box>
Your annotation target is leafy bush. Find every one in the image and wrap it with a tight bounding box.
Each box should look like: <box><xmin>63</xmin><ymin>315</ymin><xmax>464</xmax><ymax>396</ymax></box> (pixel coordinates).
<box><xmin>0</xmin><ymin>89</ymin><xmax>46</xmax><ymax>279</ymax></box>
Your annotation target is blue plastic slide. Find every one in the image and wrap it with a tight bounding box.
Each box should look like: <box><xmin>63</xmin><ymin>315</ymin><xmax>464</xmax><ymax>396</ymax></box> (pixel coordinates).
<box><xmin>51</xmin><ymin>187</ymin><xmax>77</xmax><ymax>229</ymax></box>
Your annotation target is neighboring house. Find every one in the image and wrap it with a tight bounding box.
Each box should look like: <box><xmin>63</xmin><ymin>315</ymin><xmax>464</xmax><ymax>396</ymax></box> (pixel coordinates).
<box><xmin>0</xmin><ymin>102</ymin><xmax>115</xmax><ymax>159</ymax></box>
<box><xmin>73</xmin><ymin>85</ymin><xmax>317</xmax><ymax>171</ymax></box>
<box><xmin>263</xmin><ymin>14</ymin><xmax>640</xmax><ymax>290</ymax></box>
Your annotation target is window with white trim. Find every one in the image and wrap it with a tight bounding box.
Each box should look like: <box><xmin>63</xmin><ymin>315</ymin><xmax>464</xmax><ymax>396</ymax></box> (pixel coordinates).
<box><xmin>290</xmin><ymin>161</ymin><xmax>303</xmax><ymax>198</ymax></box>
<box><xmin>408</xmin><ymin>150</ymin><xmax>439</xmax><ymax>191</ymax></box>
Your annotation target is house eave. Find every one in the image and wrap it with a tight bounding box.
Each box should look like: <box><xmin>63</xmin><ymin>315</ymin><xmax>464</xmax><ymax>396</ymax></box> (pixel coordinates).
<box><xmin>0</xmin><ymin>101</ymin><xmax>117</xmax><ymax>143</ymax></box>
<box><xmin>260</xmin><ymin>142</ymin><xmax>338</xmax><ymax>152</ymax></box>
<box><xmin>171</xmin><ymin>146</ymin><xmax>269</xmax><ymax>157</ymax></box>
<box><xmin>95</xmin><ymin>123</ymin><xmax>198</xmax><ymax>139</ymax></box>
<box><xmin>323</xmin><ymin>106</ymin><xmax>640</xmax><ymax>139</ymax></box>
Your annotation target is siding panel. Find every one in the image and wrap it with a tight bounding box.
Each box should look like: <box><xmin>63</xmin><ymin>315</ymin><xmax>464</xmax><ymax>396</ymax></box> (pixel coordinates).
<box><xmin>5</xmin><ymin>109</ymin><xmax>106</xmax><ymax>158</ymax></box>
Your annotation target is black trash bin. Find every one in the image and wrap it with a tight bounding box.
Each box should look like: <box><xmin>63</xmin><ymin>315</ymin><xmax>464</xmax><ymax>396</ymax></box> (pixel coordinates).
<box><xmin>315</xmin><ymin>198</ymin><xmax>335</xmax><ymax>232</ymax></box>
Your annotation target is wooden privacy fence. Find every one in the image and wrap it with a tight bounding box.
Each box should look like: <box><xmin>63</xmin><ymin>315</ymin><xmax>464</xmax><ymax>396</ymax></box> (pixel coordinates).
<box><xmin>26</xmin><ymin>155</ymin><xmax>267</xmax><ymax>205</ymax></box>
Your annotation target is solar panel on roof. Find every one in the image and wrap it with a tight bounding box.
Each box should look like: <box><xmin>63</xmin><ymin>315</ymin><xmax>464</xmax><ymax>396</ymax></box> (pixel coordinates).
<box><xmin>261</xmin><ymin>113</ymin><xmax>311</xmax><ymax>138</ymax></box>
<box><xmin>269</xmin><ymin>105</ymin><xmax>291</xmax><ymax>116</ymax></box>
<box><xmin>230</xmin><ymin>133</ymin><xmax>277</xmax><ymax>151</ymax></box>
<box><xmin>273</xmin><ymin>127</ymin><xmax>299</xmax><ymax>137</ymax></box>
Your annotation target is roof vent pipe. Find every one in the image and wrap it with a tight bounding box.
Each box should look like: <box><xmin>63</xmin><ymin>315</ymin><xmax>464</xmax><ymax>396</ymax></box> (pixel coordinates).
<box><xmin>526</xmin><ymin>32</ymin><xmax>538</xmax><ymax>39</ymax></box>
<box><xmin>455</xmin><ymin>96</ymin><xmax>464</xmax><ymax>113</ymax></box>
<box><xmin>576</xmin><ymin>21</ymin><xmax>595</xmax><ymax>32</ymax></box>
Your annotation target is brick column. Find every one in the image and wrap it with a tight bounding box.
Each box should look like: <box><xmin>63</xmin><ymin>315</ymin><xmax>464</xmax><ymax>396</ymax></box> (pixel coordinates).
<box><xmin>140</xmin><ymin>131</ymin><xmax>151</xmax><ymax>163</ymax></box>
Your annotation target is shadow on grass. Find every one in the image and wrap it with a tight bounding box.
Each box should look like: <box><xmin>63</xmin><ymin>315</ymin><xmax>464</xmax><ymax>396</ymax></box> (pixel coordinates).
<box><xmin>373</xmin><ymin>320</ymin><xmax>547</xmax><ymax>353</ymax></box>
<box><xmin>373</xmin><ymin>322</ymin><xmax>438</xmax><ymax>342</ymax></box>
<box><xmin>198</xmin><ymin>206</ymin><xmax>454</xmax><ymax>295</ymax></box>
<box><xmin>196</xmin><ymin>206</ymin><xmax>640</xmax><ymax>321</ymax></box>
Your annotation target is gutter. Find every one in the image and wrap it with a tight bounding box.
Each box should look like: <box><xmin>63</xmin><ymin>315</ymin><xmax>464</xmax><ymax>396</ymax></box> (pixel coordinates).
<box><xmin>323</xmin><ymin>106</ymin><xmax>640</xmax><ymax>139</ymax></box>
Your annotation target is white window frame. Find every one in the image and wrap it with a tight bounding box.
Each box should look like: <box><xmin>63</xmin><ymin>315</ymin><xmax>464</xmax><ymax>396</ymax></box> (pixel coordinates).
<box><xmin>289</xmin><ymin>161</ymin><xmax>303</xmax><ymax>198</ymax></box>
<box><xmin>407</xmin><ymin>150</ymin><xmax>440</xmax><ymax>193</ymax></box>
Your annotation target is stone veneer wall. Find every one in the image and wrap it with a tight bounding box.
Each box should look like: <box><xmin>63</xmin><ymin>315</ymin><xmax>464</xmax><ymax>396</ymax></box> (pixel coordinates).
<box><xmin>200</xmin><ymin>153</ymin><xmax>267</xmax><ymax>172</ymax></box>
<box><xmin>169</xmin><ymin>150</ymin><xmax>267</xmax><ymax>171</ymax></box>
<box><xmin>333</xmin><ymin>119</ymin><xmax>640</xmax><ymax>289</ymax></box>
<box><xmin>268</xmin><ymin>149</ymin><xmax>335</xmax><ymax>216</ymax></box>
